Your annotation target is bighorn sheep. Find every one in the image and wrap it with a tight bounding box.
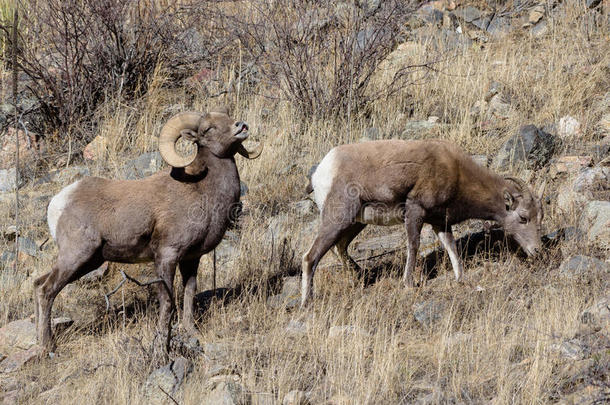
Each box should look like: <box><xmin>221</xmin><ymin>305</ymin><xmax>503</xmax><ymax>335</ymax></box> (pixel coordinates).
<box><xmin>302</xmin><ymin>139</ymin><xmax>544</xmax><ymax>306</ymax></box>
<box><xmin>36</xmin><ymin>108</ymin><xmax>262</xmax><ymax>350</ymax></box>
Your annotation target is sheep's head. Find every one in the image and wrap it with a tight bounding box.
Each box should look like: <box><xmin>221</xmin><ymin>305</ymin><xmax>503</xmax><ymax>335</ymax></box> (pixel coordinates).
<box><xmin>500</xmin><ymin>177</ymin><xmax>545</xmax><ymax>257</ymax></box>
<box><xmin>159</xmin><ymin>108</ymin><xmax>263</xmax><ymax>167</ymax></box>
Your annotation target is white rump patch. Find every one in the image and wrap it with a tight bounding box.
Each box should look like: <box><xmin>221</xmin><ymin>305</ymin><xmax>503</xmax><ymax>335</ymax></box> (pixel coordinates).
<box><xmin>311</xmin><ymin>148</ymin><xmax>338</xmax><ymax>211</ymax></box>
<box><xmin>47</xmin><ymin>180</ymin><xmax>80</xmax><ymax>239</ymax></box>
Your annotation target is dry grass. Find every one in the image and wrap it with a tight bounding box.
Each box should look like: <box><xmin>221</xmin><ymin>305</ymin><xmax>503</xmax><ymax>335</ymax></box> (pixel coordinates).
<box><xmin>1</xmin><ymin>0</ymin><xmax>609</xmax><ymax>403</ymax></box>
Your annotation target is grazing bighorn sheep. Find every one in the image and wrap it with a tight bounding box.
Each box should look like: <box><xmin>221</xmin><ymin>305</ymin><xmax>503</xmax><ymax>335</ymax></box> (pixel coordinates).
<box><xmin>36</xmin><ymin>108</ymin><xmax>262</xmax><ymax>350</ymax></box>
<box><xmin>302</xmin><ymin>139</ymin><xmax>544</xmax><ymax>306</ymax></box>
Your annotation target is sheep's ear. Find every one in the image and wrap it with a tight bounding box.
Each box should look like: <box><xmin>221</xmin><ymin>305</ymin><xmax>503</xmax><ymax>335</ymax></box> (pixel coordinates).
<box><xmin>180</xmin><ymin>129</ymin><xmax>198</xmax><ymax>142</ymax></box>
<box><xmin>504</xmin><ymin>190</ymin><xmax>515</xmax><ymax>211</ymax></box>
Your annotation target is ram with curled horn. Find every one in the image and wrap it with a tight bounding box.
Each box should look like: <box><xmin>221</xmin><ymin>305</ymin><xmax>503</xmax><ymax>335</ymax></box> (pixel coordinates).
<box><xmin>37</xmin><ymin>108</ymin><xmax>262</xmax><ymax>351</ymax></box>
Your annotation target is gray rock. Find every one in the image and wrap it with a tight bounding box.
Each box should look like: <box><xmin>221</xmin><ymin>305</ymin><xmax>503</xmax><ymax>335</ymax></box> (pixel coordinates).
<box><xmin>267</xmin><ymin>276</ymin><xmax>301</xmax><ymax>309</ymax></box>
<box><xmin>203</xmin><ymin>342</ymin><xmax>231</xmax><ymax>363</ymax></box>
<box><xmin>0</xmin><ymin>168</ymin><xmax>24</xmax><ymax>192</ymax></box>
<box><xmin>580</xmin><ymin>201</ymin><xmax>610</xmax><ymax>248</ymax></box>
<box><xmin>17</xmin><ymin>237</ymin><xmax>38</xmax><ymax>257</ymax></box>
<box><xmin>283</xmin><ymin>390</ymin><xmax>310</xmax><ymax>405</ymax></box>
<box><xmin>586</xmin><ymin>0</ymin><xmax>602</xmax><ymax>8</ymax></box>
<box><xmin>0</xmin><ymin>319</ymin><xmax>37</xmax><ymax>354</ymax></box>
<box><xmin>486</xmin><ymin>16</ymin><xmax>511</xmax><ymax>37</ymax></box>
<box><xmin>203</xmin><ymin>376</ymin><xmax>248</xmax><ymax>405</ymax></box>
<box><xmin>417</xmin><ymin>4</ymin><xmax>444</xmax><ymax>24</ymax></box>
<box><xmin>285</xmin><ymin>320</ymin><xmax>309</xmax><ymax>336</ymax></box>
<box><xmin>401</xmin><ymin>121</ymin><xmax>439</xmax><ymax>139</ymax></box>
<box><xmin>550</xmin><ymin>339</ymin><xmax>588</xmax><ymax>360</ymax></box>
<box><xmin>580</xmin><ymin>295</ymin><xmax>610</xmax><ymax>327</ymax></box>
<box><xmin>531</xmin><ymin>20</ymin><xmax>548</xmax><ymax>37</ymax></box>
<box><xmin>453</xmin><ymin>6</ymin><xmax>482</xmax><ymax>23</ymax></box>
<box><xmin>492</xmin><ymin>124</ymin><xmax>555</xmax><ymax>170</ymax></box>
<box><xmin>356</xmin><ymin>0</ymin><xmax>380</xmax><ymax>14</ymax></box>
<box><xmin>572</xmin><ymin>167</ymin><xmax>609</xmax><ymax>193</ymax></box>
<box><xmin>0</xmin><ymin>345</ymin><xmax>44</xmax><ymax>373</ymax></box>
<box><xmin>485</xmin><ymin>81</ymin><xmax>502</xmax><ymax>102</ymax></box>
<box><xmin>122</xmin><ymin>152</ymin><xmax>164</xmax><ymax>180</ymax></box>
<box><xmin>413</xmin><ymin>299</ymin><xmax>445</xmax><ymax>327</ymax></box>
<box><xmin>51</xmin><ymin>166</ymin><xmax>90</xmax><ymax>186</ymax></box>
<box><xmin>362</xmin><ymin>127</ymin><xmax>380</xmax><ymax>141</ymax></box>
<box><xmin>240</xmin><ymin>181</ymin><xmax>248</xmax><ymax>197</ymax></box>
<box><xmin>291</xmin><ymin>199</ymin><xmax>314</xmax><ymax>216</ymax></box>
<box><xmin>471</xmin><ymin>15</ymin><xmax>492</xmax><ymax>31</ymax></box>
<box><xmin>559</xmin><ymin>255</ymin><xmax>608</xmax><ymax>278</ymax></box>
<box><xmin>487</xmin><ymin>93</ymin><xmax>511</xmax><ymax>119</ymax></box>
<box><xmin>142</xmin><ymin>357</ymin><xmax>193</xmax><ymax>405</ymax></box>
<box><xmin>81</xmin><ymin>262</ymin><xmax>109</xmax><ymax>282</ymax></box>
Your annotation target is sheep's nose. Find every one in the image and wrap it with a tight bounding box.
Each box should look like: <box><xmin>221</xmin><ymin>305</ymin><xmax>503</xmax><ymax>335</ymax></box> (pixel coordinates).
<box><xmin>235</xmin><ymin>121</ymin><xmax>248</xmax><ymax>131</ymax></box>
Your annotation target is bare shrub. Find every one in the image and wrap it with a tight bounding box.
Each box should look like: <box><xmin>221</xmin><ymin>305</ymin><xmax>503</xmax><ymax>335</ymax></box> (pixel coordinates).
<box><xmin>5</xmin><ymin>0</ymin><xmax>223</xmax><ymax>135</ymax></box>
<box><xmin>222</xmin><ymin>0</ymin><xmax>420</xmax><ymax>118</ymax></box>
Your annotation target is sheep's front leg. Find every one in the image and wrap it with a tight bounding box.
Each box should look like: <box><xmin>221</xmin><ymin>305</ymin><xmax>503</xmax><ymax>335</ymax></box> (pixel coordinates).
<box><xmin>432</xmin><ymin>225</ymin><xmax>463</xmax><ymax>282</ymax></box>
<box><xmin>402</xmin><ymin>200</ymin><xmax>425</xmax><ymax>288</ymax></box>
<box><xmin>178</xmin><ymin>258</ymin><xmax>200</xmax><ymax>336</ymax></box>
<box><xmin>153</xmin><ymin>250</ymin><xmax>178</xmax><ymax>347</ymax></box>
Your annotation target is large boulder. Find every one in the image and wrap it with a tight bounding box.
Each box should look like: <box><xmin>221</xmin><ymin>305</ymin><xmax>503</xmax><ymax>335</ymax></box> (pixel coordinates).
<box><xmin>492</xmin><ymin>124</ymin><xmax>555</xmax><ymax>171</ymax></box>
<box><xmin>121</xmin><ymin>152</ymin><xmax>164</xmax><ymax>180</ymax></box>
<box><xmin>142</xmin><ymin>357</ymin><xmax>192</xmax><ymax>405</ymax></box>
<box><xmin>579</xmin><ymin>201</ymin><xmax>610</xmax><ymax>249</ymax></box>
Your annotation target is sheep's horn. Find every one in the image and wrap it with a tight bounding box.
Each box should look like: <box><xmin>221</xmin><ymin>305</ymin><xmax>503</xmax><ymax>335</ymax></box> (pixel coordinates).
<box><xmin>504</xmin><ymin>176</ymin><xmax>532</xmax><ymax>199</ymax></box>
<box><xmin>158</xmin><ymin>112</ymin><xmax>202</xmax><ymax>167</ymax></box>
<box><xmin>237</xmin><ymin>141</ymin><xmax>263</xmax><ymax>159</ymax></box>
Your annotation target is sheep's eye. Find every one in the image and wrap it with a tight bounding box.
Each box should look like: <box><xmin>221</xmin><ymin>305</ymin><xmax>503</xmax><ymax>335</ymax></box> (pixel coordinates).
<box><xmin>518</xmin><ymin>215</ymin><xmax>528</xmax><ymax>224</ymax></box>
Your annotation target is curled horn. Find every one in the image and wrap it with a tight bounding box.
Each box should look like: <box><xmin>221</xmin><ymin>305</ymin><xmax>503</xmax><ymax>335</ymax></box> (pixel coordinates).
<box><xmin>158</xmin><ymin>112</ymin><xmax>202</xmax><ymax>167</ymax></box>
<box><xmin>237</xmin><ymin>141</ymin><xmax>263</xmax><ymax>159</ymax></box>
<box><xmin>504</xmin><ymin>176</ymin><xmax>532</xmax><ymax>199</ymax></box>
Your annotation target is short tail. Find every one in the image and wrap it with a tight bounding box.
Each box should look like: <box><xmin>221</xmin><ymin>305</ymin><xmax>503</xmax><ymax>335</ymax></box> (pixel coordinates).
<box><xmin>305</xmin><ymin>164</ymin><xmax>317</xmax><ymax>194</ymax></box>
<box><xmin>306</xmin><ymin>180</ymin><xmax>313</xmax><ymax>194</ymax></box>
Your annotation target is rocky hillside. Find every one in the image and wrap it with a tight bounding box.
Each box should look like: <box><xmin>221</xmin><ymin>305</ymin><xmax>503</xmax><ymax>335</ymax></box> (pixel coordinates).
<box><xmin>0</xmin><ymin>0</ymin><xmax>609</xmax><ymax>403</ymax></box>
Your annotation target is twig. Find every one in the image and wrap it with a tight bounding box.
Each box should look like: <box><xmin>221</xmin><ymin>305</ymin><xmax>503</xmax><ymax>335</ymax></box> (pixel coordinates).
<box><xmin>157</xmin><ymin>384</ymin><xmax>179</xmax><ymax>405</ymax></box>
<box><xmin>104</xmin><ymin>270</ymin><xmax>165</xmax><ymax>311</ymax></box>
<box><xmin>212</xmin><ymin>249</ymin><xmax>216</xmax><ymax>294</ymax></box>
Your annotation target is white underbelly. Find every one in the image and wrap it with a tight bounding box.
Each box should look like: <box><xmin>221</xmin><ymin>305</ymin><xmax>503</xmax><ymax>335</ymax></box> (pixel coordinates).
<box><xmin>355</xmin><ymin>204</ymin><xmax>404</xmax><ymax>226</ymax></box>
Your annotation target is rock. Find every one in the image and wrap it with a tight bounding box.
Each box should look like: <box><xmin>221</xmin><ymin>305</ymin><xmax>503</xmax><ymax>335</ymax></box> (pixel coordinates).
<box><xmin>203</xmin><ymin>376</ymin><xmax>248</xmax><ymax>405</ymax></box>
<box><xmin>1</xmin><ymin>389</ymin><xmax>19</xmax><ymax>403</ymax></box>
<box><xmin>81</xmin><ymin>262</ymin><xmax>109</xmax><ymax>282</ymax></box>
<box><xmin>285</xmin><ymin>320</ymin><xmax>309</xmax><ymax>336</ymax></box>
<box><xmin>0</xmin><ymin>168</ymin><xmax>24</xmax><ymax>192</ymax></box>
<box><xmin>283</xmin><ymin>390</ymin><xmax>310</xmax><ymax>405</ymax></box>
<box><xmin>599</xmin><ymin>113</ymin><xmax>610</xmax><ymax>135</ymax></box>
<box><xmin>362</xmin><ymin>127</ymin><xmax>380</xmax><ymax>141</ymax></box>
<box><xmin>328</xmin><ymin>325</ymin><xmax>370</xmax><ymax>339</ymax></box>
<box><xmin>0</xmin><ymin>345</ymin><xmax>44</xmax><ymax>373</ymax></box>
<box><xmin>83</xmin><ymin>135</ymin><xmax>108</xmax><ymax>161</ymax></box>
<box><xmin>51</xmin><ymin>166</ymin><xmax>90</xmax><ymax>186</ymax></box>
<box><xmin>17</xmin><ymin>237</ymin><xmax>39</xmax><ymax>257</ymax></box>
<box><xmin>374</xmin><ymin>42</ymin><xmax>426</xmax><ymax>86</ymax></box>
<box><xmin>558</xmin><ymin>255</ymin><xmax>608</xmax><ymax>278</ymax></box>
<box><xmin>581</xmin><ymin>295</ymin><xmax>610</xmax><ymax>327</ymax></box>
<box><xmin>122</xmin><ymin>152</ymin><xmax>164</xmax><ymax>180</ymax></box>
<box><xmin>550</xmin><ymin>339</ymin><xmax>588</xmax><ymax>360</ymax></box>
<box><xmin>484</xmin><ymin>81</ymin><xmax>502</xmax><ymax>102</ymax></box>
<box><xmin>417</xmin><ymin>4</ymin><xmax>444</xmax><ymax>24</ymax></box>
<box><xmin>528</xmin><ymin>5</ymin><xmax>545</xmax><ymax>24</ymax></box>
<box><xmin>0</xmin><ymin>127</ymin><xmax>43</xmax><ymax>169</ymax></box>
<box><xmin>531</xmin><ymin>20</ymin><xmax>548</xmax><ymax>37</ymax></box>
<box><xmin>0</xmin><ymin>319</ymin><xmax>37</xmax><ymax>355</ymax></box>
<box><xmin>579</xmin><ymin>201</ymin><xmax>610</xmax><ymax>248</ymax></box>
<box><xmin>487</xmin><ymin>93</ymin><xmax>511</xmax><ymax>119</ymax></box>
<box><xmin>452</xmin><ymin>6</ymin><xmax>482</xmax><ymax>23</ymax></box>
<box><xmin>401</xmin><ymin>121</ymin><xmax>439</xmax><ymax>139</ymax></box>
<box><xmin>558</xmin><ymin>116</ymin><xmax>581</xmax><ymax>139</ymax></box>
<box><xmin>267</xmin><ymin>276</ymin><xmax>301</xmax><ymax>310</ymax></box>
<box><xmin>586</xmin><ymin>0</ymin><xmax>602</xmax><ymax>8</ymax></box>
<box><xmin>492</xmin><ymin>125</ymin><xmax>555</xmax><ymax>170</ymax></box>
<box><xmin>291</xmin><ymin>199</ymin><xmax>314</xmax><ymax>216</ymax></box>
<box><xmin>549</xmin><ymin>156</ymin><xmax>594</xmax><ymax>178</ymax></box>
<box><xmin>572</xmin><ymin>167</ymin><xmax>609</xmax><ymax>192</ymax></box>
<box><xmin>142</xmin><ymin>357</ymin><xmax>192</xmax><ymax>405</ymax></box>
<box><xmin>252</xmin><ymin>392</ymin><xmax>277</xmax><ymax>405</ymax></box>
<box><xmin>203</xmin><ymin>342</ymin><xmax>231</xmax><ymax>363</ymax></box>
<box><xmin>413</xmin><ymin>299</ymin><xmax>445</xmax><ymax>327</ymax></box>
<box><xmin>486</xmin><ymin>16</ymin><xmax>511</xmax><ymax>37</ymax></box>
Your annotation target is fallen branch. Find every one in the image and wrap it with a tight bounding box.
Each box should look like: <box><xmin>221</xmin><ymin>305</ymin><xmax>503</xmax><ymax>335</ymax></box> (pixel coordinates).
<box><xmin>104</xmin><ymin>270</ymin><xmax>166</xmax><ymax>311</ymax></box>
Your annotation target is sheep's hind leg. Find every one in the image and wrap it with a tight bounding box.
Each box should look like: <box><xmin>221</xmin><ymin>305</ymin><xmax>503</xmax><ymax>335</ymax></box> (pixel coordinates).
<box><xmin>301</xmin><ymin>195</ymin><xmax>361</xmax><ymax>307</ymax></box>
<box><xmin>178</xmin><ymin>258</ymin><xmax>200</xmax><ymax>337</ymax></box>
<box><xmin>152</xmin><ymin>248</ymin><xmax>178</xmax><ymax>359</ymax></box>
<box><xmin>35</xmin><ymin>247</ymin><xmax>103</xmax><ymax>351</ymax></box>
<box><xmin>402</xmin><ymin>200</ymin><xmax>425</xmax><ymax>288</ymax></box>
